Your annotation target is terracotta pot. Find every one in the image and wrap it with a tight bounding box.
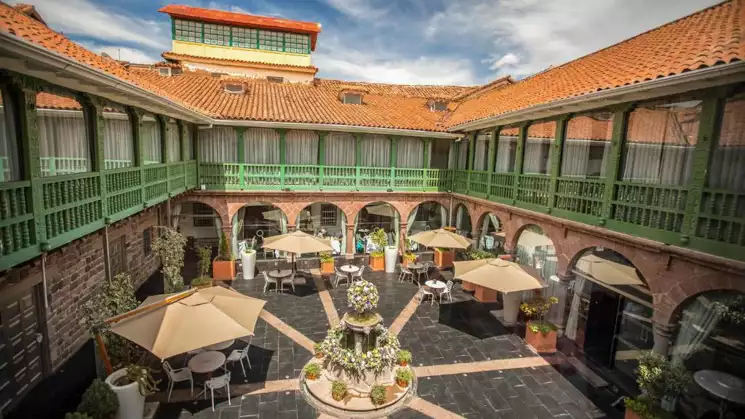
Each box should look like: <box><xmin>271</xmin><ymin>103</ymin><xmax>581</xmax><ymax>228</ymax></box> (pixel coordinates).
<box><xmin>396</xmin><ymin>379</ymin><xmax>409</xmax><ymax>388</ymax></box>
<box><xmin>332</xmin><ymin>391</ymin><xmax>346</xmax><ymax>401</ymax></box>
<box><xmin>624</xmin><ymin>408</ymin><xmax>642</xmax><ymax>419</ymax></box>
<box><xmin>315</xmin><ymin>352</ymin><xmax>323</xmax><ymax>359</ymax></box>
<box><xmin>370</xmin><ymin>255</ymin><xmax>385</xmax><ymax>271</ymax></box>
<box><xmin>320</xmin><ymin>261</ymin><xmax>334</xmax><ymax>274</ymax></box>
<box><xmin>524</xmin><ymin>322</ymin><xmax>557</xmax><ymax>353</ymax></box>
<box><xmin>212</xmin><ymin>259</ymin><xmax>235</xmax><ymax>281</ymax></box>
<box><xmin>434</xmin><ymin>248</ymin><xmax>454</xmax><ymax>268</ymax></box>
<box><xmin>306</xmin><ymin>373</ymin><xmax>318</xmax><ymax>380</ymax></box>
<box><xmin>398</xmin><ymin>361</ymin><xmax>408</xmax><ymax>367</ymax></box>
<box><xmin>462</xmin><ymin>281</ymin><xmax>475</xmax><ymax>291</ymax></box>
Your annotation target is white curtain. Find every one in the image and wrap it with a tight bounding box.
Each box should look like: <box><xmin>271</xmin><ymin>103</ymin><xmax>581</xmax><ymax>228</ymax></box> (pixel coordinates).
<box><xmin>397</xmin><ymin>137</ymin><xmax>424</xmax><ymax>168</ymax></box>
<box><xmin>245</xmin><ymin>128</ymin><xmax>279</xmax><ymax>164</ymax></box>
<box><xmin>622</xmin><ymin>144</ymin><xmax>693</xmax><ymax>185</ymax></box>
<box><xmin>199</xmin><ymin>127</ymin><xmax>237</xmax><ymax>162</ymax></box>
<box><xmin>0</xmin><ymin>102</ymin><xmax>20</xmax><ymax>182</ymax></box>
<box><xmin>184</xmin><ymin>124</ymin><xmax>194</xmax><ymax>160</ymax></box>
<box><xmin>523</xmin><ymin>138</ymin><xmax>553</xmax><ymax>174</ymax></box>
<box><xmin>103</xmin><ymin>113</ymin><xmax>133</xmax><ymax>169</ymax></box>
<box><xmin>671</xmin><ymin>295</ymin><xmax>722</xmax><ymax>364</ymax></box>
<box><xmin>565</xmin><ymin>277</ymin><xmax>586</xmax><ymax>340</ymax></box>
<box><xmin>406</xmin><ymin>207</ymin><xmax>417</xmax><ymax>234</ymax></box>
<box><xmin>473</xmin><ymin>133</ymin><xmax>489</xmax><ymax>171</ymax></box>
<box><xmin>38</xmin><ymin>110</ymin><xmax>90</xmax><ymax>176</ymax></box>
<box><xmin>495</xmin><ymin>135</ymin><xmax>517</xmax><ymax>173</ymax></box>
<box><xmin>393</xmin><ymin>210</ymin><xmax>400</xmax><ymax>247</ymax></box>
<box><xmin>141</xmin><ymin>116</ymin><xmax>162</xmax><ymax>165</ymax></box>
<box><xmin>561</xmin><ymin>140</ymin><xmax>611</xmax><ymax>178</ymax></box>
<box><xmin>286</xmin><ymin>130</ymin><xmax>318</xmax><ymax>165</ymax></box>
<box><xmin>326</xmin><ymin>132</ymin><xmax>355</xmax><ymax>166</ymax></box>
<box><xmin>171</xmin><ymin>204</ymin><xmax>182</xmax><ymax>229</ymax></box>
<box><xmin>361</xmin><ymin>134</ymin><xmax>390</xmax><ymax>167</ymax></box>
<box><xmin>708</xmin><ymin>94</ymin><xmax>745</xmax><ymax>192</ymax></box>
<box><xmin>455</xmin><ymin>206</ymin><xmax>467</xmax><ymax>232</ymax></box>
<box><xmin>439</xmin><ymin>206</ymin><xmax>448</xmax><ymax>228</ymax></box>
<box><xmin>167</xmin><ymin>121</ymin><xmax>181</xmax><ymax>162</ymax></box>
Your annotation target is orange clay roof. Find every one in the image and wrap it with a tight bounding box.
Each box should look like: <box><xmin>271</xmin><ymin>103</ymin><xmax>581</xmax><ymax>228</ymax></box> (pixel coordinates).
<box><xmin>159</xmin><ymin>5</ymin><xmax>322</xmax><ymax>51</ymax></box>
<box><xmin>162</xmin><ymin>52</ymin><xmax>319</xmax><ymax>74</ymax></box>
<box><xmin>446</xmin><ymin>0</ymin><xmax>745</xmax><ymax>128</ymax></box>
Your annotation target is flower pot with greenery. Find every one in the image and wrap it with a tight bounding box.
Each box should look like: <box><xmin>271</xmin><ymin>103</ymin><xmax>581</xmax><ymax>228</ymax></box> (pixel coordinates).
<box><xmin>303</xmin><ymin>362</ymin><xmax>321</xmax><ymax>380</ymax></box>
<box><xmin>151</xmin><ymin>227</ymin><xmax>187</xmax><ymax>293</ymax></box>
<box><xmin>434</xmin><ymin>247</ymin><xmax>454</xmax><ymax>269</ymax></box>
<box><xmin>370</xmin><ymin>384</ymin><xmax>387</xmax><ymax>406</ymax></box>
<box><xmin>633</xmin><ymin>352</ymin><xmax>691</xmax><ymax>414</ymax></box>
<box><xmin>77</xmin><ymin>378</ymin><xmax>118</xmax><ymax>419</ymax></box>
<box><xmin>319</xmin><ymin>252</ymin><xmax>335</xmax><ymax>274</ymax></box>
<box><xmin>191</xmin><ymin>246</ymin><xmax>213</xmax><ymax>288</ymax></box>
<box><xmin>314</xmin><ymin>342</ymin><xmax>324</xmax><ymax>359</ymax></box>
<box><xmin>520</xmin><ymin>296</ymin><xmax>559</xmax><ymax>353</ymax></box>
<box><xmin>402</xmin><ymin>252</ymin><xmax>417</xmax><ymax>268</ymax></box>
<box><xmin>396</xmin><ymin>349</ymin><xmax>412</xmax><ymax>367</ymax></box>
<box><xmin>462</xmin><ymin>249</ymin><xmax>493</xmax><ymax>292</ymax></box>
<box><xmin>624</xmin><ymin>396</ymin><xmax>676</xmax><ymax>419</ymax></box>
<box><xmin>331</xmin><ymin>381</ymin><xmax>347</xmax><ymax>402</ymax></box>
<box><xmin>395</xmin><ymin>368</ymin><xmax>412</xmax><ymax>388</ymax></box>
<box><xmin>105</xmin><ymin>365</ymin><xmax>158</xmax><ymax>419</ymax></box>
<box><xmin>369</xmin><ymin>228</ymin><xmax>388</xmax><ymax>271</ymax></box>
<box><xmin>241</xmin><ymin>247</ymin><xmax>257</xmax><ymax>280</ymax></box>
<box><xmin>213</xmin><ymin>232</ymin><xmax>236</xmax><ymax>281</ymax></box>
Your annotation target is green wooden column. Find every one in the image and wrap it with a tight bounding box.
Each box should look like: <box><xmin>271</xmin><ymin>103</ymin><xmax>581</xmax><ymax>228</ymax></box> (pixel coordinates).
<box><xmin>194</xmin><ymin>124</ymin><xmax>201</xmax><ymax>187</ymax></box>
<box><xmin>600</xmin><ymin>106</ymin><xmax>632</xmax><ymax>225</ymax></box>
<box><xmin>237</xmin><ymin>127</ymin><xmax>246</xmax><ymax>189</ymax></box>
<box><xmin>278</xmin><ymin>128</ymin><xmax>286</xmax><ymax>188</ymax></box>
<box><xmin>680</xmin><ymin>94</ymin><xmax>726</xmax><ymax>244</ymax></box>
<box><xmin>178</xmin><ymin>121</ymin><xmax>187</xmax><ymax>162</ymax></box>
<box><xmin>389</xmin><ymin>136</ymin><xmax>398</xmax><ymax>189</ymax></box>
<box><xmin>355</xmin><ymin>133</ymin><xmax>362</xmax><ymax>190</ymax></box>
<box><xmin>451</xmin><ymin>139</ymin><xmax>460</xmax><ymax>192</ymax></box>
<box><xmin>511</xmin><ymin>124</ymin><xmax>528</xmax><ymax>204</ymax></box>
<box><xmin>127</xmin><ymin>108</ymin><xmax>146</xmax><ymax>206</ymax></box>
<box><xmin>158</xmin><ymin>115</ymin><xmax>168</xmax><ymax>165</ymax></box>
<box><xmin>422</xmin><ymin>138</ymin><xmax>431</xmax><ymax>191</ymax></box>
<box><xmin>547</xmin><ymin>117</ymin><xmax>569</xmax><ymax>212</ymax></box>
<box><xmin>17</xmin><ymin>85</ymin><xmax>47</xmax><ymax>251</ymax></box>
<box><xmin>82</xmin><ymin>95</ymin><xmax>108</xmax><ymax>220</ymax></box>
<box><xmin>486</xmin><ymin>127</ymin><xmax>498</xmax><ymax>199</ymax></box>
<box><xmin>466</xmin><ymin>132</ymin><xmax>476</xmax><ymax>193</ymax></box>
<box><xmin>318</xmin><ymin>131</ymin><xmax>327</xmax><ymax>189</ymax></box>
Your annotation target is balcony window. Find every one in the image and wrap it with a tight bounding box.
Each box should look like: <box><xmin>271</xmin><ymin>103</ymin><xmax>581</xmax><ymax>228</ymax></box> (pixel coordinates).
<box><xmin>285</xmin><ymin>130</ymin><xmax>318</xmax><ymax>165</ymax></box>
<box><xmin>173</xmin><ymin>19</ymin><xmax>202</xmax><ymax>43</ymax></box>
<box><xmin>103</xmin><ymin>104</ymin><xmax>134</xmax><ymax>170</ymax></box>
<box><xmin>360</xmin><ymin>134</ymin><xmax>390</xmax><ymax>167</ymax></box>
<box><xmin>523</xmin><ymin>121</ymin><xmax>556</xmax><ymax>175</ymax></box>
<box><xmin>37</xmin><ymin>92</ymin><xmax>90</xmax><ymax>177</ymax></box>
<box><xmin>708</xmin><ymin>90</ymin><xmax>745</xmax><ymax>192</ymax></box>
<box><xmin>141</xmin><ymin>114</ymin><xmax>162</xmax><ymax>165</ymax></box>
<box><xmin>199</xmin><ymin>127</ymin><xmax>237</xmax><ymax>163</ymax></box>
<box><xmin>472</xmin><ymin>132</ymin><xmax>491</xmax><ymax>171</ymax></box>
<box><xmin>325</xmin><ymin>132</ymin><xmax>355</xmax><ymax>166</ymax></box>
<box><xmin>0</xmin><ymin>87</ymin><xmax>21</xmax><ymax>181</ymax></box>
<box><xmin>494</xmin><ymin>126</ymin><xmax>518</xmax><ymax>173</ymax></box>
<box><xmin>396</xmin><ymin>137</ymin><xmax>424</xmax><ymax>168</ymax></box>
<box><xmin>167</xmin><ymin>119</ymin><xmax>181</xmax><ymax>162</ymax></box>
<box><xmin>429</xmin><ymin>139</ymin><xmax>450</xmax><ymax>170</ymax></box>
<box><xmin>449</xmin><ymin>140</ymin><xmax>468</xmax><ymax>169</ymax></box>
<box><xmin>203</xmin><ymin>23</ymin><xmax>230</xmax><ymax>46</ymax></box>
<box><xmin>245</xmin><ymin>128</ymin><xmax>279</xmax><ymax>164</ymax></box>
<box><xmin>622</xmin><ymin>99</ymin><xmax>700</xmax><ymax>185</ymax></box>
<box><xmin>561</xmin><ymin>112</ymin><xmax>613</xmax><ymax>178</ymax></box>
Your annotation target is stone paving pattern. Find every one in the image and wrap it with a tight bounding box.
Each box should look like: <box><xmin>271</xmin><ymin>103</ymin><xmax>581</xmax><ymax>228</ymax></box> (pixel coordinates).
<box><xmin>154</xmin><ymin>270</ymin><xmax>622</xmax><ymax>419</ymax></box>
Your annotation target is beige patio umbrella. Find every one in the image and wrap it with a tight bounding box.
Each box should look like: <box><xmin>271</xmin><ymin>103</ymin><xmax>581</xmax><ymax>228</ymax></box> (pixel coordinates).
<box><xmin>407</xmin><ymin>228</ymin><xmax>473</xmax><ymax>249</ymax></box>
<box><xmin>453</xmin><ymin>258</ymin><xmax>545</xmax><ymax>293</ymax></box>
<box><xmin>107</xmin><ymin>286</ymin><xmax>266</xmax><ymax>360</ymax></box>
<box><xmin>262</xmin><ymin>230</ymin><xmax>333</xmax><ymax>253</ymax></box>
<box><xmin>575</xmin><ymin>254</ymin><xmax>644</xmax><ymax>286</ymax></box>
<box><xmin>365</xmin><ymin>204</ymin><xmax>395</xmax><ymax>217</ymax></box>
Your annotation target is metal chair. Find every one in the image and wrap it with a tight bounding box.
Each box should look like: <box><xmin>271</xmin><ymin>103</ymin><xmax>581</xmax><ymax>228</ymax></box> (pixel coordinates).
<box><xmin>419</xmin><ymin>283</ymin><xmax>435</xmax><ymax>306</ymax></box>
<box><xmin>439</xmin><ymin>280</ymin><xmax>454</xmax><ymax>303</ymax></box>
<box><xmin>163</xmin><ymin>360</ymin><xmax>193</xmax><ymax>402</ymax></box>
<box><xmin>280</xmin><ymin>272</ymin><xmax>296</xmax><ymax>293</ymax></box>
<box><xmin>262</xmin><ymin>271</ymin><xmax>278</xmax><ymax>293</ymax></box>
<box><xmin>352</xmin><ymin>265</ymin><xmax>365</xmax><ymax>282</ymax></box>
<box><xmin>398</xmin><ymin>264</ymin><xmax>414</xmax><ymax>283</ymax></box>
<box><xmin>225</xmin><ymin>337</ymin><xmax>252</xmax><ymax>378</ymax></box>
<box><xmin>204</xmin><ymin>371</ymin><xmax>231</xmax><ymax>411</ymax></box>
<box><xmin>334</xmin><ymin>268</ymin><xmax>350</xmax><ymax>287</ymax></box>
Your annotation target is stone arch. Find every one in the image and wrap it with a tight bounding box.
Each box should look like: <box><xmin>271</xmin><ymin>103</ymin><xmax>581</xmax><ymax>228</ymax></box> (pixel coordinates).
<box><xmin>172</xmin><ymin>195</ymin><xmax>230</xmax><ymax>232</ymax></box>
<box><xmin>405</xmin><ymin>201</ymin><xmax>449</xmax><ymax>232</ymax></box>
<box><xmin>474</xmin><ymin>210</ymin><xmax>504</xmax><ymax>250</ymax></box>
<box><xmin>348</xmin><ymin>200</ymin><xmax>403</xmax><ymax>227</ymax></box>
<box><xmin>452</xmin><ymin>202</ymin><xmax>473</xmax><ymax>236</ymax></box>
<box><xmin>565</xmin><ymin>245</ymin><xmax>655</xmax><ymax>290</ymax></box>
<box><xmin>512</xmin><ymin>224</ymin><xmax>560</xmax><ymax>277</ymax></box>
<box><xmin>509</xmin><ymin>222</ymin><xmax>561</xmax><ymax>258</ymax></box>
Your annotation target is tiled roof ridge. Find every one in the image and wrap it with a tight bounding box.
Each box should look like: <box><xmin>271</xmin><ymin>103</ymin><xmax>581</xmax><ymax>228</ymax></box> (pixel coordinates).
<box><xmin>450</xmin><ymin>76</ymin><xmax>514</xmax><ymax>101</ymax></box>
<box><xmin>159</xmin><ymin>4</ymin><xmax>322</xmax><ymax>33</ymax></box>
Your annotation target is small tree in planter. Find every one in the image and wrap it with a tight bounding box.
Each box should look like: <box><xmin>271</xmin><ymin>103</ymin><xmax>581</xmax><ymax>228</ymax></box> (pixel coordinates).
<box><xmin>104</xmin><ymin>365</ymin><xmax>159</xmax><ymax>419</ymax></box>
<box><xmin>303</xmin><ymin>363</ymin><xmax>321</xmax><ymax>380</ymax></box>
<box><xmin>396</xmin><ymin>350</ymin><xmax>412</xmax><ymax>367</ymax></box>
<box><xmin>151</xmin><ymin>227</ymin><xmax>187</xmax><ymax>293</ymax></box>
<box><xmin>395</xmin><ymin>368</ymin><xmax>412</xmax><ymax>388</ymax></box>
<box><xmin>331</xmin><ymin>381</ymin><xmax>347</xmax><ymax>402</ymax></box>
<box><xmin>192</xmin><ymin>245</ymin><xmax>213</xmax><ymax>288</ymax></box>
<box><xmin>314</xmin><ymin>342</ymin><xmax>324</xmax><ymax>359</ymax></box>
<box><xmin>628</xmin><ymin>352</ymin><xmax>691</xmax><ymax>415</ymax></box>
<box><xmin>520</xmin><ymin>296</ymin><xmax>559</xmax><ymax>353</ymax></box>
<box><xmin>402</xmin><ymin>252</ymin><xmax>417</xmax><ymax>268</ymax></box>
<box><xmin>624</xmin><ymin>396</ymin><xmax>676</xmax><ymax>419</ymax></box>
<box><xmin>370</xmin><ymin>384</ymin><xmax>387</xmax><ymax>406</ymax></box>
<box><xmin>319</xmin><ymin>252</ymin><xmax>335</xmax><ymax>274</ymax></box>
<box><xmin>369</xmin><ymin>228</ymin><xmax>388</xmax><ymax>271</ymax></box>
<box><xmin>77</xmin><ymin>379</ymin><xmax>118</xmax><ymax>419</ymax></box>
<box><xmin>213</xmin><ymin>231</ymin><xmax>235</xmax><ymax>281</ymax></box>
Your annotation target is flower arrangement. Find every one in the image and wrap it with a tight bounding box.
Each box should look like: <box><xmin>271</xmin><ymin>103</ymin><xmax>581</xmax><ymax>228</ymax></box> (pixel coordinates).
<box><xmin>319</xmin><ymin>252</ymin><xmax>334</xmax><ymax>264</ymax></box>
<box><xmin>370</xmin><ymin>384</ymin><xmax>387</xmax><ymax>406</ymax></box>
<box><xmin>635</xmin><ymin>352</ymin><xmax>691</xmax><ymax>401</ymax></box>
<box><xmin>520</xmin><ymin>296</ymin><xmax>559</xmax><ymax>335</ymax></box>
<box><xmin>303</xmin><ymin>363</ymin><xmax>321</xmax><ymax>380</ymax></box>
<box><xmin>347</xmin><ymin>279</ymin><xmax>379</xmax><ymax>314</ymax></box>
<box><xmin>76</xmin><ymin>378</ymin><xmax>118</xmax><ymax>419</ymax></box>
<box><xmin>314</xmin><ymin>342</ymin><xmax>324</xmax><ymax>358</ymax></box>
<box><xmin>395</xmin><ymin>368</ymin><xmax>412</xmax><ymax>388</ymax></box>
<box><xmin>403</xmin><ymin>252</ymin><xmax>417</xmax><ymax>262</ymax></box>
<box><xmin>319</xmin><ymin>324</ymin><xmax>400</xmax><ymax>375</ymax></box>
<box><xmin>396</xmin><ymin>350</ymin><xmax>412</xmax><ymax>367</ymax></box>
<box><xmin>331</xmin><ymin>381</ymin><xmax>347</xmax><ymax>401</ymax></box>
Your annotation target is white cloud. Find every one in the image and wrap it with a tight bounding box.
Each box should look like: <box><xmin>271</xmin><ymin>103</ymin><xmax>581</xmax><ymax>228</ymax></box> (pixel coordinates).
<box><xmin>426</xmin><ymin>0</ymin><xmax>720</xmax><ymax>78</ymax></box>
<box><xmin>206</xmin><ymin>2</ymin><xmax>251</xmax><ymax>15</ymax></box>
<box><xmin>80</xmin><ymin>42</ymin><xmax>160</xmax><ymax>64</ymax></box>
<box><xmin>22</xmin><ymin>0</ymin><xmax>169</xmax><ymax>49</ymax></box>
<box><xmin>322</xmin><ymin>0</ymin><xmax>389</xmax><ymax>19</ymax></box>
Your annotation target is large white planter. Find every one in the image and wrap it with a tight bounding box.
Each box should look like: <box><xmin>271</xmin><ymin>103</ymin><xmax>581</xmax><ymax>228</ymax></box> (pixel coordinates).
<box><xmin>105</xmin><ymin>368</ymin><xmax>145</xmax><ymax>419</ymax></box>
<box><xmin>241</xmin><ymin>250</ymin><xmax>256</xmax><ymax>280</ymax></box>
<box><xmin>502</xmin><ymin>292</ymin><xmax>522</xmax><ymax>325</ymax></box>
<box><xmin>384</xmin><ymin>246</ymin><xmax>397</xmax><ymax>273</ymax></box>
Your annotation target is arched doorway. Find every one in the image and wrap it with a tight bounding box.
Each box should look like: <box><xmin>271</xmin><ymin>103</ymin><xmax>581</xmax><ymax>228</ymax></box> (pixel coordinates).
<box><xmin>232</xmin><ymin>202</ymin><xmax>288</xmax><ymax>258</ymax></box>
<box><xmin>564</xmin><ymin>247</ymin><xmax>652</xmax><ymax>390</ymax></box>
<box><xmin>476</xmin><ymin>212</ymin><xmax>503</xmax><ymax>253</ymax></box>
<box><xmin>354</xmin><ymin>202</ymin><xmax>399</xmax><ymax>254</ymax></box>
<box><xmin>296</xmin><ymin>203</ymin><xmax>347</xmax><ymax>255</ymax></box>
<box><xmin>407</xmin><ymin>201</ymin><xmax>448</xmax><ymax>234</ymax></box>
<box><xmin>515</xmin><ymin>225</ymin><xmax>557</xmax><ymax>281</ymax></box>
<box><xmin>454</xmin><ymin>204</ymin><xmax>472</xmax><ymax>237</ymax></box>
<box><xmin>173</xmin><ymin>201</ymin><xmax>220</xmax><ymax>246</ymax></box>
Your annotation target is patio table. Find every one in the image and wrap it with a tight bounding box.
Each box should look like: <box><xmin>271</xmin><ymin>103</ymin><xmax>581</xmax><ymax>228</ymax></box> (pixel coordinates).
<box><xmin>408</xmin><ymin>262</ymin><xmax>425</xmax><ymax>283</ymax></box>
<box><xmin>188</xmin><ymin>350</ymin><xmax>226</xmax><ymax>377</ymax></box>
<box><xmin>694</xmin><ymin>370</ymin><xmax>745</xmax><ymax>419</ymax></box>
<box><xmin>268</xmin><ymin>269</ymin><xmax>292</xmax><ymax>279</ymax></box>
<box><xmin>203</xmin><ymin>339</ymin><xmax>235</xmax><ymax>351</ymax></box>
<box><xmin>425</xmin><ymin>280</ymin><xmax>446</xmax><ymax>292</ymax></box>
<box><xmin>340</xmin><ymin>264</ymin><xmax>360</xmax><ymax>282</ymax></box>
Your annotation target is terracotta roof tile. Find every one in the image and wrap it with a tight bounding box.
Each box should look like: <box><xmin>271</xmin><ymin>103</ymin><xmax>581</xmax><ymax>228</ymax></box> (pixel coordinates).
<box><xmin>162</xmin><ymin>52</ymin><xmax>318</xmax><ymax>74</ymax></box>
<box><xmin>447</xmin><ymin>0</ymin><xmax>745</xmax><ymax>128</ymax></box>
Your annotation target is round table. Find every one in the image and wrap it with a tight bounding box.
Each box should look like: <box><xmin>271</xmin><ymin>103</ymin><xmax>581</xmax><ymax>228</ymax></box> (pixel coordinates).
<box><xmin>408</xmin><ymin>263</ymin><xmax>426</xmax><ymax>283</ymax></box>
<box><xmin>203</xmin><ymin>339</ymin><xmax>235</xmax><ymax>351</ymax></box>
<box><xmin>694</xmin><ymin>370</ymin><xmax>745</xmax><ymax>419</ymax></box>
<box><xmin>188</xmin><ymin>350</ymin><xmax>226</xmax><ymax>376</ymax></box>
<box><xmin>268</xmin><ymin>269</ymin><xmax>292</xmax><ymax>279</ymax></box>
<box><xmin>425</xmin><ymin>280</ymin><xmax>446</xmax><ymax>291</ymax></box>
<box><xmin>340</xmin><ymin>264</ymin><xmax>360</xmax><ymax>282</ymax></box>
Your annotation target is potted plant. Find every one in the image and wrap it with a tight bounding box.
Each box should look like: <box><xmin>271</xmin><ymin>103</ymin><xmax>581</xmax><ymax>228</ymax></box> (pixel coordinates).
<box><xmin>65</xmin><ymin>414</ymin><xmax>93</xmax><ymax>419</ymax></box>
<box><xmin>395</xmin><ymin>368</ymin><xmax>412</xmax><ymax>388</ymax></box>
<box><xmin>520</xmin><ymin>296</ymin><xmax>559</xmax><ymax>353</ymax></box>
<box><xmin>151</xmin><ymin>227</ymin><xmax>187</xmax><ymax>293</ymax></box>
<box><xmin>241</xmin><ymin>239</ymin><xmax>257</xmax><ymax>280</ymax></box>
<box><xmin>623</xmin><ymin>395</ymin><xmax>677</xmax><ymax>419</ymax></box>
<box><xmin>434</xmin><ymin>247</ymin><xmax>454</xmax><ymax>269</ymax></box>
<box><xmin>634</xmin><ymin>352</ymin><xmax>691</xmax><ymax>413</ymax></box>
<box><xmin>303</xmin><ymin>362</ymin><xmax>321</xmax><ymax>380</ymax></box>
<box><xmin>319</xmin><ymin>252</ymin><xmax>335</xmax><ymax>274</ymax></box>
<box><xmin>402</xmin><ymin>252</ymin><xmax>417</xmax><ymax>268</ymax></box>
<box><xmin>370</xmin><ymin>384</ymin><xmax>387</xmax><ymax>406</ymax></box>
<box><xmin>314</xmin><ymin>342</ymin><xmax>324</xmax><ymax>359</ymax></box>
<box><xmin>77</xmin><ymin>379</ymin><xmax>118</xmax><ymax>419</ymax></box>
<box><xmin>369</xmin><ymin>228</ymin><xmax>388</xmax><ymax>271</ymax></box>
<box><xmin>213</xmin><ymin>231</ymin><xmax>235</xmax><ymax>281</ymax></box>
<box><xmin>190</xmin><ymin>276</ymin><xmax>212</xmax><ymax>289</ymax></box>
<box><xmin>105</xmin><ymin>365</ymin><xmax>158</xmax><ymax>419</ymax></box>
<box><xmin>331</xmin><ymin>381</ymin><xmax>347</xmax><ymax>402</ymax></box>
<box><xmin>396</xmin><ymin>350</ymin><xmax>412</xmax><ymax>367</ymax></box>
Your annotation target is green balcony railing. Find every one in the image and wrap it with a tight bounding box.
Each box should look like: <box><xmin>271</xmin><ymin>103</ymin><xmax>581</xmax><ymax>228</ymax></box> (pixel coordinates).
<box><xmin>516</xmin><ymin>174</ymin><xmax>552</xmax><ymax>209</ymax></box>
<box><xmin>0</xmin><ymin>160</ymin><xmax>198</xmax><ymax>271</ymax></box>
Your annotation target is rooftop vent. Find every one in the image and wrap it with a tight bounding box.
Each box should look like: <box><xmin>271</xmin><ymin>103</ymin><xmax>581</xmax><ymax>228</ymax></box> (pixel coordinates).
<box><xmin>224</xmin><ymin>82</ymin><xmax>246</xmax><ymax>94</ymax></box>
<box><xmin>157</xmin><ymin>67</ymin><xmax>172</xmax><ymax>77</ymax></box>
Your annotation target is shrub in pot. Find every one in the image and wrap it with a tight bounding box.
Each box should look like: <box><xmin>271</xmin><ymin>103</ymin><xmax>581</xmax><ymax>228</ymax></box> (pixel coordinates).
<box><xmin>331</xmin><ymin>381</ymin><xmax>347</xmax><ymax>402</ymax></box>
<box><xmin>370</xmin><ymin>384</ymin><xmax>387</xmax><ymax>406</ymax></box>
<box><xmin>395</xmin><ymin>368</ymin><xmax>412</xmax><ymax>388</ymax></box>
<box><xmin>190</xmin><ymin>275</ymin><xmax>212</xmax><ymax>289</ymax></box>
<box><xmin>105</xmin><ymin>365</ymin><xmax>159</xmax><ymax>419</ymax></box>
<box><xmin>634</xmin><ymin>353</ymin><xmax>691</xmax><ymax>413</ymax></box>
<box><xmin>77</xmin><ymin>379</ymin><xmax>118</xmax><ymax>419</ymax></box>
<box><xmin>319</xmin><ymin>252</ymin><xmax>335</xmax><ymax>274</ymax></box>
<box><xmin>314</xmin><ymin>342</ymin><xmax>324</xmax><ymax>359</ymax></box>
<box><xmin>304</xmin><ymin>363</ymin><xmax>321</xmax><ymax>380</ymax></box>
<box><xmin>213</xmin><ymin>232</ymin><xmax>236</xmax><ymax>281</ymax></box>
<box><xmin>402</xmin><ymin>252</ymin><xmax>417</xmax><ymax>267</ymax></box>
<box><xmin>434</xmin><ymin>247</ymin><xmax>454</xmax><ymax>269</ymax></box>
<box><xmin>151</xmin><ymin>226</ymin><xmax>187</xmax><ymax>293</ymax></box>
<box><xmin>241</xmin><ymin>238</ymin><xmax>257</xmax><ymax>280</ymax></box>
<box><xmin>369</xmin><ymin>228</ymin><xmax>388</xmax><ymax>271</ymax></box>
<box><xmin>624</xmin><ymin>396</ymin><xmax>676</xmax><ymax>419</ymax></box>
<box><xmin>520</xmin><ymin>296</ymin><xmax>559</xmax><ymax>353</ymax></box>
<box><xmin>396</xmin><ymin>349</ymin><xmax>412</xmax><ymax>367</ymax></box>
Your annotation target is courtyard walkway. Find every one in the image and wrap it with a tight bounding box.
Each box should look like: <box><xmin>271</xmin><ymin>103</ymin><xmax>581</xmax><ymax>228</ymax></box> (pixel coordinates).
<box><xmin>154</xmin><ymin>270</ymin><xmax>622</xmax><ymax>419</ymax></box>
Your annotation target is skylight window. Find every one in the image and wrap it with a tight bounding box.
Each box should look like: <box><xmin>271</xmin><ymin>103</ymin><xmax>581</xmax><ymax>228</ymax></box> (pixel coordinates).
<box><xmin>429</xmin><ymin>100</ymin><xmax>449</xmax><ymax>112</ymax></box>
<box><xmin>267</xmin><ymin>76</ymin><xmax>284</xmax><ymax>84</ymax></box>
<box><xmin>342</xmin><ymin>92</ymin><xmax>362</xmax><ymax>105</ymax></box>
<box><xmin>157</xmin><ymin>67</ymin><xmax>172</xmax><ymax>77</ymax></box>
<box><xmin>224</xmin><ymin>83</ymin><xmax>246</xmax><ymax>94</ymax></box>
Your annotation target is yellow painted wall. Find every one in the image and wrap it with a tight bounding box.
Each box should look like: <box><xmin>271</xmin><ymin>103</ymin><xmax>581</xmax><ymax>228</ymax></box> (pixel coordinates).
<box><xmin>182</xmin><ymin>61</ymin><xmax>314</xmax><ymax>83</ymax></box>
<box><xmin>172</xmin><ymin>41</ymin><xmax>312</xmax><ymax>67</ymax></box>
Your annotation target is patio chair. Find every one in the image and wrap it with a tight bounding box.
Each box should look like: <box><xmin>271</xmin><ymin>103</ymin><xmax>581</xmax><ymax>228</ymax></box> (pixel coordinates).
<box><xmin>225</xmin><ymin>338</ymin><xmax>252</xmax><ymax>378</ymax></box>
<box><xmin>397</xmin><ymin>264</ymin><xmax>414</xmax><ymax>283</ymax></box>
<box><xmin>163</xmin><ymin>360</ymin><xmax>193</xmax><ymax>402</ymax></box>
<box><xmin>204</xmin><ymin>371</ymin><xmax>231</xmax><ymax>411</ymax></box>
<box><xmin>439</xmin><ymin>280</ymin><xmax>454</xmax><ymax>303</ymax></box>
<box><xmin>334</xmin><ymin>268</ymin><xmax>349</xmax><ymax>288</ymax></box>
<box><xmin>418</xmin><ymin>283</ymin><xmax>435</xmax><ymax>306</ymax></box>
<box><xmin>352</xmin><ymin>265</ymin><xmax>365</xmax><ymax>282</ymax></box>
<box><xmin>421</xmin><ymin>261</ymin><xmax>431</xmax><ymax>282</ymax></box>
<box><xmin>262</xmin><ymin>271</ymin><xmax>278</xmax><ymax>293</ymax></box>
<box><xmin>280</xmin><ymin>272</ymin><xmax>296</xmax><ymax>293</ymax></box>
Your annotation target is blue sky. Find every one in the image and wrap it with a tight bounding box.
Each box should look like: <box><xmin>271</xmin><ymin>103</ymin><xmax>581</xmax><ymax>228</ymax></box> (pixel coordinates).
<box><xmin>20</xmin><ymin>0</ymin><xmax>718</xmax><ymax>85</ymax></box>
